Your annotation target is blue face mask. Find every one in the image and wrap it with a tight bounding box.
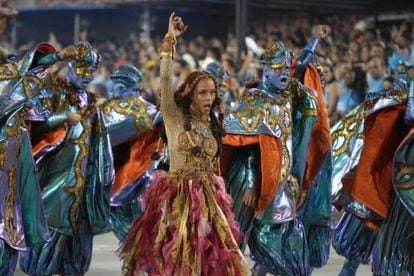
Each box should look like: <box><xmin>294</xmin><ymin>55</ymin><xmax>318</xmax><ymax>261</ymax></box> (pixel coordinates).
<box><xmin>110</xmin><ymin>64</ymin><xmax>143</xmax><ymax>99</ymax></box>
<box><xmin>263</xmin><ymin>64</ymin><xmax>290</xmax><ymax>93</ymax></box>
<box><xmin>67</xmin><ymin>64</ymin><xmax>93</xmax><ymax>90</ymax></box>
<box><xmin>113</xmin><ymin>82</ymin><xmax>140</xmax><ymax>98</ymax></box>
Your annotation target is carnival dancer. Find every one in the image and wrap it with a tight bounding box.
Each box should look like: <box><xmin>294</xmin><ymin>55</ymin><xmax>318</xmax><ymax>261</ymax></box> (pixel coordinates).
<box><xmin>371</xmin><ymin>77</ymin><xmax>414</xmax><ymax>274</ymax></box>
<box><xmin>330</xmin><ymin>72</ymin><xmax>410</xmax><ymax>275</ymax></box>
<box><xmin>103</xmin><ymin>64</ymin><xmax>162</xmax><ymax>241</ymax></box>
<box><xmin>118</xmin><ymin>13</ymin><xmax>248</xmax><ymax>275</ymax></box>
<box><xmin>293</xmin><ymin>25</ymin><xmax>333</xmax><ymax>272</ymax></box>
<box><xmin>19</xmin><ymin>41</ymin><xmax>115</xmax><ymax>276</ymax></box>
<box><xmin>0</xmin><ymin>7</ymin><xmax>80</xmax><ymax>274</ymax></box>
<box><xmin>222</xmin><ymin>40</ymin><xmax>318</xmax><ymax>275</ymax></box>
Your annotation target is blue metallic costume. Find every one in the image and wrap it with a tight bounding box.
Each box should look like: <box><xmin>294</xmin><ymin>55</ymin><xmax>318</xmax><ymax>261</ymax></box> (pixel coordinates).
<box><xmin>293</xmin><ymin>31</ymin><xmax>333</xmax><ymax>272</ymax></box>
<box><xmin>0</xmin><ymin>43</ymin><xmax>72</xmax><ymax>275</ymax></box>
<box><xmin>19</xmin><ymin>42</ymin><xmax>115</xmax><ymax>276</ymax></box>
<box><xmin>330</xmin><ymin>72</ymin><xmax>411</xmax><ymax>275</ymax></box>
<box><xmin>222</xmin><ymin>41</ymin><xmax>319</xmax><ymax>275</ymax></box>
<box><xmin>371</xmin><ymin>80</ymin><xmax>414</xmax><ymax>275</ymax></box>
<box><xmin>103</xmin><ymin>64</ymin><xmax>162</xmax><ymax>241</ymax></box>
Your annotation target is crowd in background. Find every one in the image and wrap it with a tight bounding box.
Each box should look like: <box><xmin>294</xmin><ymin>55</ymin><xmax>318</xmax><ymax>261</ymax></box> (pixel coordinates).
<box><xmin>2</xmin><ymin>13</ymin><xmax>414</xmax><ymax>125</ymax></box>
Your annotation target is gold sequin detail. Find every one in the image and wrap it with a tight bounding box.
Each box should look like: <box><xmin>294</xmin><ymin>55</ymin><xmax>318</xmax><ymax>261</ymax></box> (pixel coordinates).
<box><xmin>102</xmin><ymin>98</ymin><xmax>152</xmax><ymax>135</ymax></box>
<box><xmin>75</xmin><ymin>44</ymin><xmax>91</xmax><ymax>77</ymax></box>
<box><xmin>233</xmin><ymin>89</ymin><xmax>292</xmax><ymax>179</ymax></box>
<box><xmin>160</xmin><ymin>34</ymin><xmax>177</xmax><ymax>59</ymax></box>
<box><xmin>394</xmin><ymin>162</ymin><xmax>414</xmax><ymax>190</ymax></box>
<box><xmin>0</xmin><ymin>62</ymin><xmax>19</xmax><ymax>80</ymax></box>
<box><xmin>332</xmin><ymin>87</ymin><xmax>407</xmax><ymax>158</ymax></box>
<box><xmin>203</xmin><ymin>136</ymin><xmax>218</xmax><ymax>157</ymax></box>
<box><xmin>63</xmin><ymin>108</ymin><xmax>91</xmax><ymax>232</ymax></box>
<box><xmin>2</xmin><ymin>117</ymin><xmax>21</xmax><ymax>245</ymax></box>
<box><xmin>289</xmin><ymin>80</ymin><xmax>318</xmax><ymax>117</ymax></box>
<box><xmin>23</xmin><ymin>75</ymin><xmax>43</xmax><ymax>100</ymax></box>
<box><xmin>177</xmin><ymin>108</ymin><xmax>219</xmax><ymax>173</ymax></box>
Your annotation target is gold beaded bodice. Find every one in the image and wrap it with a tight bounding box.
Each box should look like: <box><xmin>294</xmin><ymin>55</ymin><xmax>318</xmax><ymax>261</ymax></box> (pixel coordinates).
<box><xmin>176</xmin><ymin>106</ymin><xmax>218</xmax><ymax>173</ymax></box>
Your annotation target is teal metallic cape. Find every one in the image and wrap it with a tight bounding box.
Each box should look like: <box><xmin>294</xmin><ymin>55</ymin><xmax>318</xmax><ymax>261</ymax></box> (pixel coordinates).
<box><xmin>330</xmin><ymin>85</ymin><xmax>408</xmax><ymax>263</ymax></box>
<box><xmin>293</xmin><ymin>61</ymin><xmax>333</xmax><ymax>270</ymax></box>
<box><xmin>372</xmin><ymin>124</ymin><xmax>414</xmax><ymax>274</ymax></box>
<box><xmin>298</xmin><ymin>151</ymin><xmax>333</xmax><ymax>268</ymax></box>
<box><xmin>102</xmin><ymin>96</ymin><xmax>162</xmax><ymax>241</ymax></box>
<box><xmin>20</xmin><ymin>87</ymin><xmax>115</xmax><ymax>276</ymax></box>
<box><xmin>0</xmin><ymin>44</ymin><xmax>57</xmax><ymax>275</ymax></box>
<box><xmin>222</xmin><ymin>79</ymin><xmax>318</xmax><ymax>275</ymax></box>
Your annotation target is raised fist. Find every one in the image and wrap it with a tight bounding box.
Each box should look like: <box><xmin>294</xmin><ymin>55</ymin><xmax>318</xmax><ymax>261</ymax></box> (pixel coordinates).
<box><xmin>58</xmin><ymin>45</ymin><xmax>78</xmax><ymax>60</ymax></box>
<box><xmin>313</xmin><ymin>25</ymin><xmax>330</xmax><ymax>39</ymax></box>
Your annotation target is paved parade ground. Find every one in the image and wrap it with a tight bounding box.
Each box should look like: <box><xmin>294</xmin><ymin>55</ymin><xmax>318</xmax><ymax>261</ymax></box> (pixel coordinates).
<box><xmin>15</xmin><ymin>232</ymin><xmax>372</xmax><ymax>275</ymax></box>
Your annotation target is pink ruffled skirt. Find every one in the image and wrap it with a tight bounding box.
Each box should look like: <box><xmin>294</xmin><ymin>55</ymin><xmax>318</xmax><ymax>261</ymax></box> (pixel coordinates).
<box><xmin>118</xmin><ymin>170</ymin><xmax>247</xmax><ymax>275</ymax></box>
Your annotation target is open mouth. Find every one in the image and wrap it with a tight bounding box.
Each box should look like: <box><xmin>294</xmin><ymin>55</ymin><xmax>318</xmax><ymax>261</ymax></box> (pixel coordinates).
<box><xmin>280</xmin><ymin>77</ymin><xmax>288</xmax><ymax>85</ymax></box>
<box><xmin>203</xmin><ymin>104</ymin><xmax>212</xmax><ymax>112</ymax></box>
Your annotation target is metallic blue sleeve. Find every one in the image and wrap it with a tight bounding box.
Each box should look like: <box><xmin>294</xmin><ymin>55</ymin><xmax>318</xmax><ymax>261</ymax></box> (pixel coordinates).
<box><xmin>37</xmin><ymin>52</ymin><xmax>61</xmax><ymax>66</ymax></box>
<box><xmin>295</xmin><ymin>36</ymin><xmax>320</xmax><ymax>82</ymax></box>
<box><xmin>224</xmin><ymin>145</ymin><xmax>260</xmax><ymax>234</ymax></box>
<box><xmin>46</xmin><ymin>111</ymin><xmax>68</xmax><ymax>129</ymax></box>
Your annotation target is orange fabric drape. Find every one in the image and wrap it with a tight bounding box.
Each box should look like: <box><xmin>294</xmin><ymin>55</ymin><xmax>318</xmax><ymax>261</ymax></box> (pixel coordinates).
<box><xmin>222</xmin><ymin>134</ymin><xmax>283</xmax><ymax>213</ymax></box>
<box><xmin>291</xmin><ymin>60</ymin><xmax>331</xmax><ymax>190</ymax></box>
<box><xmin>26</xmin><ymin>121</ymin><xmax>67</xmax><ymax>156</ymax></box>
<box><xmin>342</xmin><ymin>104</ymin><xmax>407</xmax><ymax>219</ymax></box>
<box><xmin>112</xmin><ymin>128</ymin><xmax>163</xmax><ymax>196</ymax></box>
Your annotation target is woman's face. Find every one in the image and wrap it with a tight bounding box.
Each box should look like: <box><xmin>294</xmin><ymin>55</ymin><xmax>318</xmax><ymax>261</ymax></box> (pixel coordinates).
<box><xmin>323</xmin><ymin>67</ymin><xmax>334</xmax><ymax>83</ymax></box>
<box><xmin>383</xmin><ymin>80</ymin><xmax>393</xmax><ymax>90</ymax></box>
<box><xmin>191</xmin><ymin>78</ymin><xmax>216</xmax><ymax>114</ymax></box>
<box><xmin>344</xmin><ymin>71</ymin><xmax>355</xmax><ymax>87</ymax></box>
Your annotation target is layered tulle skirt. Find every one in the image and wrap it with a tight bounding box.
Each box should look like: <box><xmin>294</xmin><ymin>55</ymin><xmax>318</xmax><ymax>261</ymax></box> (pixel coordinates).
<box><xmin>118</xmin><ymin>170</ymin><xmax>247</xmax><ymax>275</ymax></box>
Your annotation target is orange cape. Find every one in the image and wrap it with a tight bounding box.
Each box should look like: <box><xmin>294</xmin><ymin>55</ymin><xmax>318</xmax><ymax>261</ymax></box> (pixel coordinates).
<box><xmin>342</xmin><ymin>104</ymin><xmax>407</xmax><ymax>228</ymax></box>
<box><xmin>112</xmin><ymin>126</ymin><xmax>163</xmax><ymax>196</ymax></box>
<box><xmin>221</xmin><ymin>134</ymin><xmax>282</xmax><ymax>213</ymax></box>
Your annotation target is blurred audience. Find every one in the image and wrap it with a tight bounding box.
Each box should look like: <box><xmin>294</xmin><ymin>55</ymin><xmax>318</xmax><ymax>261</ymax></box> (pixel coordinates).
<box><xmin>2</xmin><ymin>11</ymin><xmax>413</xmax><ymax>125</ymax></box>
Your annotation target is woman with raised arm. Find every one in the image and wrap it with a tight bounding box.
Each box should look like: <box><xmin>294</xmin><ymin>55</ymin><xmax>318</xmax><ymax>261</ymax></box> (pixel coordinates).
<box><xmin>118</xmin><ymin>13</ymin><xmax>247</xmax><ymax>275</ymax></box>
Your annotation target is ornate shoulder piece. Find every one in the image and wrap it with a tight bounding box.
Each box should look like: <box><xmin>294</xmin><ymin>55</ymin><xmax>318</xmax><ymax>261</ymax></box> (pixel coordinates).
<box><xmin>160</xmin><ymin>33</ymin><xmax>177</xmax><ymax>59</ymax></box>
<box><xmin>102</xmin><ymin>97</ymin><xmax>153</xmax><ymax>130</ymax></box>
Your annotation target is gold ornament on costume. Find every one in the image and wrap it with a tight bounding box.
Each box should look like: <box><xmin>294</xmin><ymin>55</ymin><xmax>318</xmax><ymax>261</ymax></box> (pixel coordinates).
<box><xmin>332</xmin><ymin>87</ymin><xmax>406</xmax><ymax>158</ymax></box>
<box><xmin>23</xmin><ymin>75</ymin><xmax>43</xmax><ymax>100</ymax></box>
<box><xmin>203</xmin><ymin>137</ymin><xmax>218</xmax><ymax>157</ymax></box>
<box><xmin>394</xmin><ymin>163</ymin><xmax>414</xmax><ymax>190</ymax></box>
<box><xmin>75</xmin><ymin>43</ymin><xmax>91</xmax><ymax>77</ymax></box>
<box><xmin>233</xmin><ymin>88</ymin><xmax>292</xmax><ymax>179</ymax></box>
<box><xmin>102</xmin><ymin>98</ymin><xmax>152</xmax><ymax>135</ymax></box>
<box><xmin>264</xmin><ymin>41</ymin><xmax>290</xmax><ymax>73</ymax></box>
<box><xmin>63</xmin><ymin>109</ymin><xmax>91</xmax><ymax>232</ymax></box>
<box><xmin>176</xmin><ymin>105</ymin><xmax>219</xmax><ymax>173</ymax></box>
<box><xmin>0</xmin><ymin>62</ymin><xmax>19</xmax><ymax>80</ymax></box>
<box><xmin>160</xmin><ymin>33</ymin><xmax>177</xmax><ymax>59</ymax></box>
<box><xmin>2</xmin><ymin>117</ymin><xmax>22</xmax><ymax>245</ymax></box>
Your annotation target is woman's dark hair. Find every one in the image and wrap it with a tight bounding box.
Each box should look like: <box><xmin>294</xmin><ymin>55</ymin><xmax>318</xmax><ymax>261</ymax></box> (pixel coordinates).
<box><xmin>174</xmin><ymin>71</ymin><xmax>225</xmax><ymax>157</ymax></box>
<box><xmin>384</xmin><ymin>76</ymin><xmax>395</xmax><ymax>84</ymax></box>
<box><xmin>350</xmin><ymin>66</ymin><xmax>368</xmax><ymax>103</ymax></box>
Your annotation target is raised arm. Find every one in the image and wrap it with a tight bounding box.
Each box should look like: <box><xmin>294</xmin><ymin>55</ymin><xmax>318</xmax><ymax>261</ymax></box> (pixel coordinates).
<box><xmin>160</xmin><ymin>12</ymin><xmax>187</xmax><ymax>121</ymax></box>
<box><xmin>295</xmin><ymin>25</ymin><xmax>329</xmax><ymax>83</ymax></box>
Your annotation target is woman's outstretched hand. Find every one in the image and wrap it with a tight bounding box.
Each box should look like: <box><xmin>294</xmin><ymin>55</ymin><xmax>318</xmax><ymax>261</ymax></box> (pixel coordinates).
<box><xmin>167</xmin><ymin>11</ymin><xmax>187</xmax><ymax>38</ymax></box>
